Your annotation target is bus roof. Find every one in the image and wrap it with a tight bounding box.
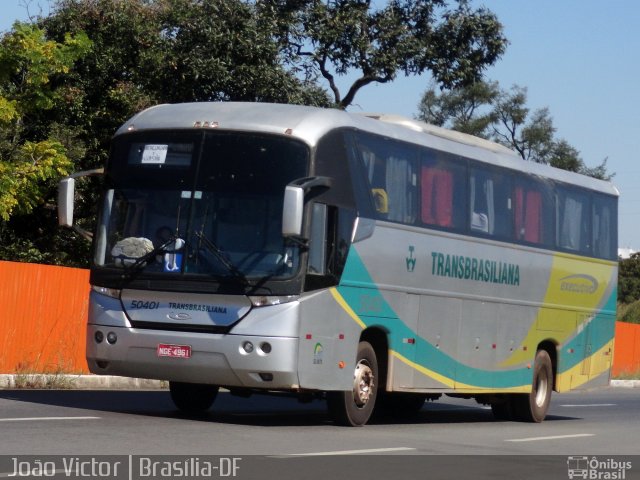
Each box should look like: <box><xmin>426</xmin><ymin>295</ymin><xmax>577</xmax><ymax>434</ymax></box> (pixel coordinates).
<box><xmin>117</xmin><ymin>102</ymin><xmax>618</xmax><ymax>197</ymax></box>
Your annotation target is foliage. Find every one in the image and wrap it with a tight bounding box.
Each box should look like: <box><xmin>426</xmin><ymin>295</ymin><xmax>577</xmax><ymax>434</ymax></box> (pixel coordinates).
<box><xmin>618</xmin><ymin>253</ymin><xmax>640</xmax><ymax>305</ymax></box>
<box><xmin>0</xmin><ymin>23</ymin><xmax>90</xmax><ymax>217</ymax></box>
<box><xmin>0</xmin><ymin>140</ymin><xmax>71</xmax><ymax>220</ymax></box>
<box><xmin>417</xmin><ymin>81</ymin><xmax>612</xmax><ymax>180</ymax></box>
<box><xmin>618</xmin><ymin>300</ymin><xmax>640</xmax><ymax>325</ymax></box>
<box><xmin>419</xmin><ymin>79</ymin><xmax>499</xmax><ymax>137</ymax></box>
<box><xmin>0</xmin><ymin>22</ymin><xmax>92</xmax><ymax>265</ymax></box>
<box><xmin>261</xmin><ymin>0</ymin><xmax>508</xmax><ymax>109</ymax></box>
<box><xmin>155</xmin><ymin>0</ymin><xmax>330</xmax><ymax>105</ymax></box>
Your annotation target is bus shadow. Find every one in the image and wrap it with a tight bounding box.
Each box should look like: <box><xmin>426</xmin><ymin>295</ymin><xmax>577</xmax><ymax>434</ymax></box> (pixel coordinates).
<box><xmin>0</xmin><ymin>390</ymin><xmax>581</xmax><ymax>427</ymax></box>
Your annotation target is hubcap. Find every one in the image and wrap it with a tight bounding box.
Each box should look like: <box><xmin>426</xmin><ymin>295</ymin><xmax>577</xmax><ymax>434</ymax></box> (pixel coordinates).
<box><xmin>353</xmin><ymin>360</ymin><xmax>375</xmax><ymax>407</ymax></box>
<box><xmin>534</xmin><ymin>370</ymin><xmax>548</xmax><ymax>408</ymax></box>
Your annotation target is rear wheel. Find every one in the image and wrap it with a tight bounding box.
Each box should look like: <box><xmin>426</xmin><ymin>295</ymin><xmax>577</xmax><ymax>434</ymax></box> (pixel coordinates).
<box><xmin>169</xmin><ymin>381</ymin><xmax>219</xmax><ymax>415</ymax></box>
<box><xmin>512</xmin><ymin>349</ymin><xmax>553</xmax><ymax>422</ymax></box>
<box><xmin>327</xmin><ymin>341</ymin><xmax>378</xmax><ymax>426</ymax></box>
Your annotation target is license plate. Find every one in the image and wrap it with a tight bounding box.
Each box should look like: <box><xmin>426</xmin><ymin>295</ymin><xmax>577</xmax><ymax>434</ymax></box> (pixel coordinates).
<box><xmin>157</xmin><ymin>344</ymin><xmax>192</xmax><ymax>359</ymax></box>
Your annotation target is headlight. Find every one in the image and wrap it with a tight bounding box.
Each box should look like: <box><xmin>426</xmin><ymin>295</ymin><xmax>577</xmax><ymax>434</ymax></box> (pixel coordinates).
<box><xmin>91</xmin><ymin>285</ymin><xmax>121</xmax><ymax>299</ymax></box>
<box><xmin>249</xmin><ymin>295</ymin><xmax>298</xmax><ymax>307</ymax></box>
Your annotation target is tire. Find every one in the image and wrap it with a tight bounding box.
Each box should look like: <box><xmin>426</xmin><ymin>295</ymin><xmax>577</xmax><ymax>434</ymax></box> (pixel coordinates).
<box><xmin>169</xmin><ymin>381</ymin><xmax>219</xmax><ymax>415</ymax></box>
<box><xmin>327</xmin><ymin>341</ymin><xmax>378</xmax><ymax>426</ymax></box>
<box><xmin>512</xmin><ymin>349</ymin><xmax>553</xmax><ymax>422</ymax></box>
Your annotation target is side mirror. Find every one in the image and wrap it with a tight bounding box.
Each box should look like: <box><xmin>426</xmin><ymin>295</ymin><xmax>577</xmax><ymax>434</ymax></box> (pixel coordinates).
<box><xmin>58</xmin><ymin>177</ymin><xmax>76</xmax><ymax>227</ymax></box>
<box><xmin>282</xmin><ymin>185</ymin><xmax>305</xmax><ymax>237</ymax></box>
<box><xmin>57</xmin><ymin>168</ymin><xmax>104</xmax><ymax>240</ymax></box>
<box><xmin>282</xmin><ymin>176</ymin><xmax>332</xmax><ymax>238</ymax></box>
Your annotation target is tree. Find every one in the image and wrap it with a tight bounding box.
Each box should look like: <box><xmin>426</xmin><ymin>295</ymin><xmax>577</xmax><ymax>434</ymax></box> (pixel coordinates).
<box><xmin>417</xmin><ymin>81</ymin><xmax>612</xmax><ymax>180</ymax></box>
<box><xmin>155</xmin><ymin>0</ymin><xmax>330</xmax><ymax>105</ymax></box>
<box><xmin>419</xmin><ymin>79</ymin><xmax>498</xmax><ymax>137</ymax></box>
<box><xmin>0</xmin><ymin>23</ymin><xmax>90</xmax><ymax>218</ymax></box>
<box><xmin>261</xmin><ymin>0</ymin><xmax>508</xmax><ymax>109</ymax></box>
<box><xmin>0</xmin><ymin>22</ymin><xmax>92</xmax><ymax>265</ymax></box>
<box><xmin>618</xmin><ymin>253</ymin><xmax>640</xmax><ymax>305</ymax></box>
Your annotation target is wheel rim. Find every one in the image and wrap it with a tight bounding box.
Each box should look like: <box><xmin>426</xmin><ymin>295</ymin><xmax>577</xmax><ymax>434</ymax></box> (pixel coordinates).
<box><xmin>534</xmin><ymin>369</ymin><xmax>549</xmax><ymax>408</ymax></box>
<box><xmin>352</xmin><ymin>359</ymin><xmax>375</xmax><ymax>407</ymax></box>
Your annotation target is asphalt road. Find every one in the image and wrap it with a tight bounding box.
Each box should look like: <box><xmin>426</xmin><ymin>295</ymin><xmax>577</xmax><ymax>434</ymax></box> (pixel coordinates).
<box><xmin>0</xmin><ymin>386</ymin><xmax>638</xmax><ymax>457</ymax></box>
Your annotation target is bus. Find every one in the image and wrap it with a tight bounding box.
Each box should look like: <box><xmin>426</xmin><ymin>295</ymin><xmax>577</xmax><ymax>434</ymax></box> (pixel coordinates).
<box><xmin>58</xmin><ymin>102</ymin><xmax>618</xmax><ymax>426</ymax></box>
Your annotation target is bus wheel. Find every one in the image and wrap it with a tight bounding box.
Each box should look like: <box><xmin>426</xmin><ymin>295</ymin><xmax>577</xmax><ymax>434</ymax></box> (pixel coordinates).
<box><xmin>169</xmin><ymin>381</ymin><xmax>219</xmax><ymax>415</ymax></box>
<box><xmin>327</xmin><ymin>341</ymin><xmax>378</xmax><ymax>426</ymax></box>
<box><xmin>513</xmin><ymin>350</ymin><xmax>553</xmax><ymax>422</ymax></box>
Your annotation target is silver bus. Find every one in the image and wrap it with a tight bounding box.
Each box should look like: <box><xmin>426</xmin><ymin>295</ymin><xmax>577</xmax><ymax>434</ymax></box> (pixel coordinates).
<box><xmin>59</xmin><ymin>102</ymin><xmax>618</xmax><ymax>426</ymax></box>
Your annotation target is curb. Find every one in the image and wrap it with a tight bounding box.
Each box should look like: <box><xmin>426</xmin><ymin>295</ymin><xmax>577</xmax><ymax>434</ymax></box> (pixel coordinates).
<box><xmin>0</xmin><ymin>374</ymin><xmax>165</xmax><ymax>390</ymax></box>
<box><xmin>610</xmin><ymin>379</ymin><xmax>640</xmax><ymax>388</ymax></box>
<box><xmin>1</xmin><ymin>375</ymin><xmax>639</xmax><ymax>390</ymax></box>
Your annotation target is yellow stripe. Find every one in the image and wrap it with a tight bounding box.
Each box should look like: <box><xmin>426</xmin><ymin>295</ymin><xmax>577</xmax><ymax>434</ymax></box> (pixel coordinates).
<box><xmin>391</xmin><ymin>350</ymin><xmax>530</xmax><ymax>393</ymax></box>
<box><xmin>330</xmin><ymin>288</ymin><xmax>366</xmax><ymax>329</ymax></box>
<box><xmin>500</xmin><ymin>254</ymin><xmax>616</xmax><ymax>367</ymax></box>
<box><xmin>555</xmin><ymin>340</ymin><xmax>614</xmax><ymax>391</ymax></box>
<box><xmin>391</xmin><ymin>350</ymin><xmax>455</xmax><ymax>388</ymax></box>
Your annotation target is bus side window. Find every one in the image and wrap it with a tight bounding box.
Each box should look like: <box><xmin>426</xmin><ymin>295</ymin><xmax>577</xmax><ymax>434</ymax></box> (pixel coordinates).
<box><xmin>469</xmin><ymin>166</ymin><xmax>512</xmax><ymax>238</ymax></box>
<box><xmin>356</xmin><ymin>133</ymin><xmax>417</xmax><ymax>225</ymax></box>
<box><xmin>421</xmin><ymin>166</ymin><xmax>453</xmax><ymax>227</ymax></box>
<box><xmin>420</xmin><ymin>151</ymin><xmax>466</xmax><ymax>231</ymax></box>
<box><xmin>514</xmin><ymin>186</ymin><xmax>542</xmax><ymax>243</ymax></box>
<box><xmin>592</xmin><ymin>194</ymin><xmax>617</xmax><ymax>260</ymax></box>
<box><xmin>308</xmin><ymin>203</ymin><xmax>328</xmax><ymax>275</ymax></box>
<box><xmin>557</xmin><ymin>187</ymin><xmax>591</xmax><ymax>255</ymax></box>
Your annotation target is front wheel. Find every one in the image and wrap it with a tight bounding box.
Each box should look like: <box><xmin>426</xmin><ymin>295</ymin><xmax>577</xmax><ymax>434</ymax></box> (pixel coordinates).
<box><xmin>327</xmin><ymin>341</ymin><xmax>378</xmax><ymax>426</ymax></box>
<box><xmin>512</xmin><ymin>349</ymin><xmax>553</xmax><ymax>422</ymax></box>
<box><xmin>169</xmin><ymin>381</ymin><xmax>219</xmax><ymax>415</ymax></box>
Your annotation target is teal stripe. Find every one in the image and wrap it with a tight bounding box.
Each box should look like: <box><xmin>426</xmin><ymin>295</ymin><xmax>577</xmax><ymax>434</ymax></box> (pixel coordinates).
<box><xmin>339</xmin><ymin>247</ymin><xmax>614</xmax><ymax>389</ymax></box>
<box><xmin>558</xmin><ymin>289</ymin><xmax>617</xmax><ymax>374</ymax></box>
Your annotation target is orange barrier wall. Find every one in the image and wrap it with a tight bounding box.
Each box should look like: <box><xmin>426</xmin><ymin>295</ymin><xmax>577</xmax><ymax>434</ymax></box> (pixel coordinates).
<box><xmin>1</xmin><ymin>260</ymin><xmax>640</xmax><ymax>377</ymax></box>
<box><xmin>612</xmin><ymin>321</ymin><xmax>640</xmax><ymax>377</ymax></box>
<box><xmin>0</xmin><ymin>261</ymin><xmax>90</xmax><ymax>374</ymax></box>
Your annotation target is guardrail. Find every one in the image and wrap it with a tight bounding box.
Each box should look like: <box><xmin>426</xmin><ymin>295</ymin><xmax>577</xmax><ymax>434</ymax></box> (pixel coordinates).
<box><xmin>1</xmin><ymin>261</ymin><xmax>639</xmax><ymax>378</ymax></box>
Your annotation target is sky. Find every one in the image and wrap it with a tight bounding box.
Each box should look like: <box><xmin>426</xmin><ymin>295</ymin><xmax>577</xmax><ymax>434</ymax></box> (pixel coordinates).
<box><xmin>1</xmin><ymin>0</ymin><xmax>639</xmax><ymax>249</ymax></box>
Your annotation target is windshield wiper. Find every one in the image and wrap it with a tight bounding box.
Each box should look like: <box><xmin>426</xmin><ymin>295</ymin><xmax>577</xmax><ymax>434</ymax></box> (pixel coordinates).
<box><xmin>194</xmin><ymin>231</ymin><xmax>248</xmax><ymax>284</ymax></box>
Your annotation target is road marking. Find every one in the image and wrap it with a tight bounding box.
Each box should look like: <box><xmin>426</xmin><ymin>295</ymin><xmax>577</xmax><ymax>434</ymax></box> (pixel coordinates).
<box><xmin>279</xmin><ymin>447</ymin><xmax>417</xmax><ymax>456</ymax></box>
<box><xmin>506</xmin><ymin>433</ymin><xmax>594</xmax><ymax>443</ymax></box>
<box><xmin>0</xmin><ymin>416</ymin><xmax>100</xmax><ymax>422</ymax></box>
<box><xmin>560</xmin><ymin>404</ymin><xmax>616</xmax><ymax>407</ymax></box>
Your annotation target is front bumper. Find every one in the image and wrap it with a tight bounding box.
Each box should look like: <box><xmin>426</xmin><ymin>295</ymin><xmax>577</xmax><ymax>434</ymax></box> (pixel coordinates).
<box><xmin>86</xmin><ymin>324</ymin><xmax>300</xmax><ymax>389</ymax></box>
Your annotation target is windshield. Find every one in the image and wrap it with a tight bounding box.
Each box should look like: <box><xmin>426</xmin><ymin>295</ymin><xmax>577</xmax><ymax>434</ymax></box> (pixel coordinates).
<box><xmin>94</xmin><ymin>130</ymin><xmax>309</xmax><ymax>282</ymax></box>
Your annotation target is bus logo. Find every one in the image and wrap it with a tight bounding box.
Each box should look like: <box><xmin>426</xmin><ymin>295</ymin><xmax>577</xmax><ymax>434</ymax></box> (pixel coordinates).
<box><xmin>567</xmin><ymin>456</ymin><xmax>633</xmax><ymax>479</ymax></box>
<box><xmin>567</xmin><ymin>456</ymin><xmax>589</xmax><ymax>479</ymax></box>
<box><xmin>560</xmin><ymin>274</ymin><xmax>598</xmax><ymax>294</ymax></box>
<box><xmin>313</xmin><ymin>343</ymin><xmax>324</xmax><ymax>365</ymax></box>
<box><xmin>406</xmin><ymin>246</ymin><xmax>416</xmax><ymax>272</ymax></box>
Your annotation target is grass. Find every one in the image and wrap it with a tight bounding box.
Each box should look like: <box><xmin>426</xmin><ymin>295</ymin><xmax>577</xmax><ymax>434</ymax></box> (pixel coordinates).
<box><xmin>11</xmin><ymin>361</ymin><xmax>77</xmax><ymax>390</ymax></box>
<box><xmin>613</xmin><ymin>368</ymin><xmax>640</xmax><ymax>380</ymax></box>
